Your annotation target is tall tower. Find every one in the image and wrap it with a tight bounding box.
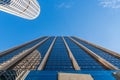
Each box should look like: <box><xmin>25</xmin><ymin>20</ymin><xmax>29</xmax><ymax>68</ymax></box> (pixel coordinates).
<box><xmin>0</xmin><ymin>0</ymin><xmax>40</xmax><ymax>20</ymax></box>
<box><xmin>0</xmin><ymin>36</ymin><xmax>119</xmax><ymax>80</ymax></box>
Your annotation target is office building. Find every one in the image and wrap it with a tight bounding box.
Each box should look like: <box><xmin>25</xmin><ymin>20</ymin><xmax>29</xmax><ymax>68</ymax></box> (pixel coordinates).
<box><xmin>0</xmin><ymin>0</ymin><xmax>40</xmax><ymax>20</ymax></box>
<box><xmin>0</xmin><ymin>36</ymin><xmax>120</xmax><ymax>80</ymax></box>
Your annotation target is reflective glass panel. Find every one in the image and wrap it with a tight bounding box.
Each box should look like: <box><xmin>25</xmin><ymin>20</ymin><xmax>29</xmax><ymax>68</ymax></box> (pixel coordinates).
<box><xmin>65</xmin><ymin>37</ymin><xmax>105</xmax><ymax>70</ymax></box>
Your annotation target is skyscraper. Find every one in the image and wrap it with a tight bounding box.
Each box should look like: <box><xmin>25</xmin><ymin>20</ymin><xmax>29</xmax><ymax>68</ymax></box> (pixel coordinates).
<box><xmin>0</xmin><ymin>0</ymin><xmax>40</xmax><ymax>20</ymax></box>
<box><xmin>0</xmin><ymin>36</ymin><xmax>120</xmax><ymax>80</ymax></box>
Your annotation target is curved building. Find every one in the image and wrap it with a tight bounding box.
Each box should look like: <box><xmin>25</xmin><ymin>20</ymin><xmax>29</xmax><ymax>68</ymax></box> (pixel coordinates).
<box><xmin>0</xmin><ymin>0</ymin><xmax>40</xmax><ymax>20</ymax></box>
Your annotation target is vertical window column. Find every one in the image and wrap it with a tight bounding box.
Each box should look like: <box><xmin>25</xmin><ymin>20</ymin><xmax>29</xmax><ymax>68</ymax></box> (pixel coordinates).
<box><xmin>38</xmin><ymin>37</ymin><xmax>56</xmax><ymax>70</ymax></box>
<box><xmin>43</xmin><ymin>37</ymin><xmax>74</xmax><ymax>71</ymax></box>
<box><xmin>0</xmin><ymin>37</ymin><xmax>49</xmax><ymax>70</ymax></box>
<box><xmin>69</xmin><ymin>37</ymin><xmax>118</xmax><ymax>70</ymax></box>
<box><xmin>72</xmin><ymin>36</ymin><xmax>120</xmax><ymax>69</ymax></box>
<box><xmin>65</xmin><ymin>37</ymin><xmax>106</xmax><ymax>70</ymax></box>
<box><xmin>62</xmin><ymin>37</ymin><xmax>80</xmax><ymax>70</ymax></box>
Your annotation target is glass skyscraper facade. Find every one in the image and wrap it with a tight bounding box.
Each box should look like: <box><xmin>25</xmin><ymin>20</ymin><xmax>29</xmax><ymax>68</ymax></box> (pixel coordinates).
<box><xmin>0</xmin><ymin>36</ymin><xmax>120</xmax><ymax>80</ymax></box>
<box><xmin>0</xmin><ymin>0</ymin><xmax>40</xmax><ymax>20</ymax></box>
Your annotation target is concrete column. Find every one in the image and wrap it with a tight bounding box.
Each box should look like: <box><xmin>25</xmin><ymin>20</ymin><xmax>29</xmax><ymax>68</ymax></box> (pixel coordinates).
<box><xmin>62</xmin><ymin>37</ymin><xmax>80</xmax><ymax>70</ymax></box>
<box><xmin>0</xmin><ymin>37</ymin><xmax>49</xmax><ymax>70</ymax></box>
<box><xmin>38</xmin><ymin>37</ymin><xmax>56</xmax><ymax>70</ymax></box>
<box><xmin>69</xmin><ymin>37</ymin><xmax>119</xmax><ymax>70</ymax></box>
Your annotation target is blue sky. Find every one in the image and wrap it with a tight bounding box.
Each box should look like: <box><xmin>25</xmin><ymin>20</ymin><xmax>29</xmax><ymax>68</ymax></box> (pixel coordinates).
<box><xmin>0</xmin><ymin>0</ymin><xmax>120</xmax><ymax>53</ymax></box>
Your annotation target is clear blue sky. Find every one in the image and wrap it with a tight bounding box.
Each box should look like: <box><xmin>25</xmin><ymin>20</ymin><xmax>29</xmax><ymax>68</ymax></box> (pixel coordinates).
<box><xmin>0</xmin><ymin>0</ymin><xmax>120</xmax><ymax>53</ymax></box>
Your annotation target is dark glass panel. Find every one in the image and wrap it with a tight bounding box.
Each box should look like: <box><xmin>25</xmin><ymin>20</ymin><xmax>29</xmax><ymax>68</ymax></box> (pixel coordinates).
<box><xmin>72</xmin><ymin>37</ymin><xmax>120</xmax><ymax>68</ymax></box>
<box><xmin>35</xmin><ymin>37</ymin><xmax>54</xmax><ymax>69</ymax></box>
<box><xmin>44</xmin><ymin>37</ymin><xmax>74</xmax><ymax>71</ymax></box>
<box><xmin>0</xmin><ymin>37</ymin><xmax>46</xmax><ymax>64</ymax></box>
<box><xmin>65</xmin><ymin>37</ymin><xmax>105</xmax><ymax>70</ymax></box>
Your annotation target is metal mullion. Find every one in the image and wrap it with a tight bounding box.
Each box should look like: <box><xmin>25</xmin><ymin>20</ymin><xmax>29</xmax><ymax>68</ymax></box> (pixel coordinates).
<box><xmin>0</xmin><ymin>37</ymin><xmax>49</xmax><ymax>70</ymax></box>
<box><xmin>0</xmin><ymin>5</ymin><xmax>23</xmax><ymax>16</ymax></box>
<box><xmin>38</xmin><ymin>37</ymin><xmax>57</xmax><ymax>70</ymax></box>
<box><xmin>6</xmin><ymin>1</ymin><xmax>33</xmax><ymax>17</ymax></box>
<box><xmin>23</xmin><ymin>0</ymin><xmax>38</xmax><ymax>14</ymax></box>
<box><xmin>29</xmin><ymin>0</ymin><xmax>39</xmax><ymax>10</ymax></box>
<box><xmin>62</xmin><ymin>37</ymin><xmax>80</xmax><ymax>70</ymax></box>
<box><xmin>69</xmin><ymin>37</ymin><xmax>119</xmax><ymax>70</ymax></box>
<box><xmin>17</xmin><ymin>0</ymin><xmax>36</xmax><ymax>17</ymax></box>
<box><xmin>0</xmin><ymin>0</ymin><xmax>40</xmax><ymax>19</ymax></box>
<box><xmin>7</xmin><ymin>0</ymin><xmax>33</xmax><ymax>18</ymax></box>
<box><xmin>20</xmin><ymin>0</ymin><xmax>36</xmax><ymax>15</ymax></box>
<box><xmin>73</xmin><ymin>36</ymin><xmax>120</xmax><ymax>59</ymax></box>
<box><xmin>10</xmin><ymin>0</ymin><xmax>35</xmax><ymax>17</ymax></box>
<box><xmin>0</xmin><ymin>36</ymin><xmax>45</xmax><ymax>61</ymax></box>
<box><xmin>2</xmin><ymin>4</ymin><xmax>32</xmax><ymax>18</ymax></box>
<box><xmin>13</xmin><ymin>0</ymin><xmax>34</xmax><ymax>16</ymax></box>
<box><xmin>22</xmin><ymin>0</ymin><xmax>38</xmax><ymax>15</ymax></box>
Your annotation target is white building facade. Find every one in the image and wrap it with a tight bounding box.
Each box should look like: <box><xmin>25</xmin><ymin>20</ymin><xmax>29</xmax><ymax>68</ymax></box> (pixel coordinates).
<box><xmin>0</xmin><ymin>0</ymin><xmax>40</xmax><ymax>20</ymax></box>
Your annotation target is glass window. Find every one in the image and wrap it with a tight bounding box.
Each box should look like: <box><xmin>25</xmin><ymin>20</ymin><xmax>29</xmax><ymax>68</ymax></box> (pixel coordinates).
<box><xmin>65</xmin><ymin>37</ymin><xmax>105</xmax><ymax>70</ymax></box>
<box><xmin>72</xmin><ymin>37</ymin><xmax>120</xmax><ymax>68</ymax></box>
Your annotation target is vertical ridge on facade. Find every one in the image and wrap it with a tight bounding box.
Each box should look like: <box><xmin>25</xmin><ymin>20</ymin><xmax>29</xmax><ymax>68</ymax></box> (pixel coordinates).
<box><xmin>38</xmin><ymin>37</ymin><xmax>56</xmax><ymax>70</ymax></box>
<box><xmin>62</xmin><ymin>37</ymin><xmax>80</xmax><ymax>70</ymax></box>
<box><xmin>0</xmin><ymin>36</ymin><xmax>119</xmax><ymax>80</ymax></box>
<box><xmin>0</xmin><ymin>37</ymin><xmax>49</xmax><ymax>70</ymax></box>
<box><xmin>73</xmin><ymin>36</ymin><xmax>120</xmax><ymax>59</ymax></box>
<box><xmin>0</xmin><ymin>36</ymin><xmax>46</xmax><ymax>57</ymax></box>
<box><xmin>69</xmin><ymin>37</ymin><xmax>119</xmax><ymax>70</ymax></box>
<box><xmin>72</xmin><ymin>36</ymin><xmax>120</xmax><ymax>69</ymax></box>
